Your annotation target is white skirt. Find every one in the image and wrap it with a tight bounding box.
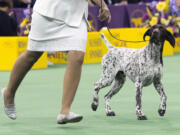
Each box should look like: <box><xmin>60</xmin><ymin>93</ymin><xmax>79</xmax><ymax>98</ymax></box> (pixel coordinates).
<box><xmin>27</xmin><ymin>12</ymin><xmax>88</xmax><ymax>52</ymax></box>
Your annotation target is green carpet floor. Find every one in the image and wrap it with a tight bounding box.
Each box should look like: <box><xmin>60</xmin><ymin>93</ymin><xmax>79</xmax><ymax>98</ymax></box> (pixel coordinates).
<box><xmin>0</xmin><ymin>53</ymin><xmax>180</xmax><ymax>135</ymax></box>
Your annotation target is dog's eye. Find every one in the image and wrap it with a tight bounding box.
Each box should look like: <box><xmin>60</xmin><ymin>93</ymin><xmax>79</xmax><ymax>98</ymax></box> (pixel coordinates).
<box><xmin>152</xmin><ymin>26</ymin><xmax>156</xmax><ymax>29</ymax></box>
<box><xmin>159</xmin><ymin>26</ymin><xmax>165</xmax><ymax>30</ymax></box>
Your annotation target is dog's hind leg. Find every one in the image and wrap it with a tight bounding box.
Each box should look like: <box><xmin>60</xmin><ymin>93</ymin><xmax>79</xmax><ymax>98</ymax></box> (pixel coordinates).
<box><xmin>135</xmin><ymin>81</ymin><xmax>147</xmax><ymax>120</ymax></box>
<box><xmin>91</xmin><ymin>74</ymin><xmax>115</xmax><ymax>111</ymax></box>
<box><xmin>104</xmin><ymin>71</ymin><xmax>126</xmax><ymax>116</ymax></box>
<box><xmin>153</xmin><ymin>79</ymin><xmax>167</xmax><ymax>117</ymax></box>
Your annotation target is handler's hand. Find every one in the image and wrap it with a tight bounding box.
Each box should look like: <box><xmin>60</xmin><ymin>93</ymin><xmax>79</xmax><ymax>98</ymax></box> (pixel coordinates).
<box><xmin>98</xmin><ymin>7</ymin><xmax>111</xmax><ymax>23</ymax></box>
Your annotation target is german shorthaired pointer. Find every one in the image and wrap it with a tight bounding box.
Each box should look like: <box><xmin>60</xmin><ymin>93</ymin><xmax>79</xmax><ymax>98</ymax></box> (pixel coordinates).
<box><xmin>91</xmin><ymin>25</ymin><xmax>175</xmax><ymax>120</ymax></box>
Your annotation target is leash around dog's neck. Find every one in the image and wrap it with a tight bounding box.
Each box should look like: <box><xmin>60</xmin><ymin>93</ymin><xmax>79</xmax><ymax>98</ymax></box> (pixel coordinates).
<box><xmin>100</xmin><ymin>0</ymin><xmax>149</xmax><ymax>43</ymax></box>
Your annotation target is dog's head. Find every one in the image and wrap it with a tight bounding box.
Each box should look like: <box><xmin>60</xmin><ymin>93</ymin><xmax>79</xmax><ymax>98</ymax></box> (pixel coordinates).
<box><xmin>143</xmin><ymin>24</ymin><xmax>175</xmax><ymax>47</ymax></box>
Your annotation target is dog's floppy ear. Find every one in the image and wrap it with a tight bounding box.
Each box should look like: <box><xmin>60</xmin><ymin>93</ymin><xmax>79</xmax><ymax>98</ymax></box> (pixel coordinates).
<box><xmin>143</xmin><ymin>28</ymin><xmax>151</xmax><ymax>41</ymax></box>
<box><xmin>165</xmin><ymin>30</ymin><xmax>175</xmax><ymax>48</ymax></box>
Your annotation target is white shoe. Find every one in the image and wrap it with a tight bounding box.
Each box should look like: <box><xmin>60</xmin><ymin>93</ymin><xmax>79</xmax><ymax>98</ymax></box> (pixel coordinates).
<box><xmin>1</xmin><ymin>88</ymin><xmax>17</xmax><ymax>120</ymax></box>
<box><xmin>57</xmin><ymin>112</ymin><xmax>83</xmax><ymax>124</ymax></box>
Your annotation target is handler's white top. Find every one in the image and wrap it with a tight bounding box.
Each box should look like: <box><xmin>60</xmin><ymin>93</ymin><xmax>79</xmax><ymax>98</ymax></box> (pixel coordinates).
<box><xmin>33</xmin><ymin>0</ymin><xmax>88</xmax><ymax>27</ymax></box>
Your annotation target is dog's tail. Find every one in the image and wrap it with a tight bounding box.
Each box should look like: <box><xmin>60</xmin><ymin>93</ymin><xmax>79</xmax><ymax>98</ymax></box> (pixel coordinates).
<box><xmin>100</xmin><ymin>33</ymin><xmax>114</xmax><ymax>49</ymax></box>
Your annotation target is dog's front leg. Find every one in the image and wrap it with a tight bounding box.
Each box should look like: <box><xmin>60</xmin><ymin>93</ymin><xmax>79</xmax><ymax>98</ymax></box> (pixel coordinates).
<box><xmin>153</xmin><ymin>79</ymin><xmax>167</xmax><ymax>116</ymax></box>
<box><xmin>135</xmin><ymin>81</ymin><xmax>147</xmax><ymax>120</ymax></box>
<box><xmin>91</xmin><ymin>77</ymin><xmax>114</xmax><ymax>111</ymax></box>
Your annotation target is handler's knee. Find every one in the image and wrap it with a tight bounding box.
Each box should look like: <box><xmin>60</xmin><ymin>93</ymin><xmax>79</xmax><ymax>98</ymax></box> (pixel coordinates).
<box><xmin>23</xmin><ymin>50</ymin><xmax>43</xmax><ymax>64</ymax></box>
<box><xmin>68</xmin><ymin>51</ymin><xmax>85</xmax><ymax>65</ymax></box>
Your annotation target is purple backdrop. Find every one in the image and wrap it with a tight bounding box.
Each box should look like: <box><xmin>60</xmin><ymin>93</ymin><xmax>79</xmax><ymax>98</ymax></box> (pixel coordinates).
<box><xmin>142</xmin><ymin>0</ymin><xmax>156</xmax><ymax>2</ymax></box>
<box><xmin>88</xmin><ymin>4</ymin><xmax>147</xmax><ymax>30</ymax></box>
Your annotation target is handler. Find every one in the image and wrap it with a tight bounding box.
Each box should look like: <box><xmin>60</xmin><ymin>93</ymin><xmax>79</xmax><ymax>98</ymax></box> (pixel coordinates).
<box><xmin>1</xmin><ymin>0</ymin><xmax>111</xmax><ymax>124</ymax></box>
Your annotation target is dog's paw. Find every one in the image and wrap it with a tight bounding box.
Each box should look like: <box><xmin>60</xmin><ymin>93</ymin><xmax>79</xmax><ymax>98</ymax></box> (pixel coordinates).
<box><xmin>91</xmin><ymin>103</ymin><xmax>98</xmax><ymax>111</ymax></box>
<box><xmin>106</xmin><ymin>111</ymin><xmax>116</xmax><ymax>116</ymax></box>
<box><xmin>158</xmin><ymin>109</ymin><xmax>166</xmax><ymax>116</ymax></box>
<box><xmin>137</xmin><ymin>115</ymin><xmax>148</xmax><ymax>120</ymax></box>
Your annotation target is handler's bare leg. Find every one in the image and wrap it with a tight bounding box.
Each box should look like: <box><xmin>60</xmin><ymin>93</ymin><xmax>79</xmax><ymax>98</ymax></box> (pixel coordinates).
<box><xmin>60</xmin><ymin>51</ymin><xmax>84</xmax><ymax>115</ymax></box>
<box><xmin>3</xmin><ymin>50</ymin><xmax>43</xmax><ymax>106</ymax></box>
